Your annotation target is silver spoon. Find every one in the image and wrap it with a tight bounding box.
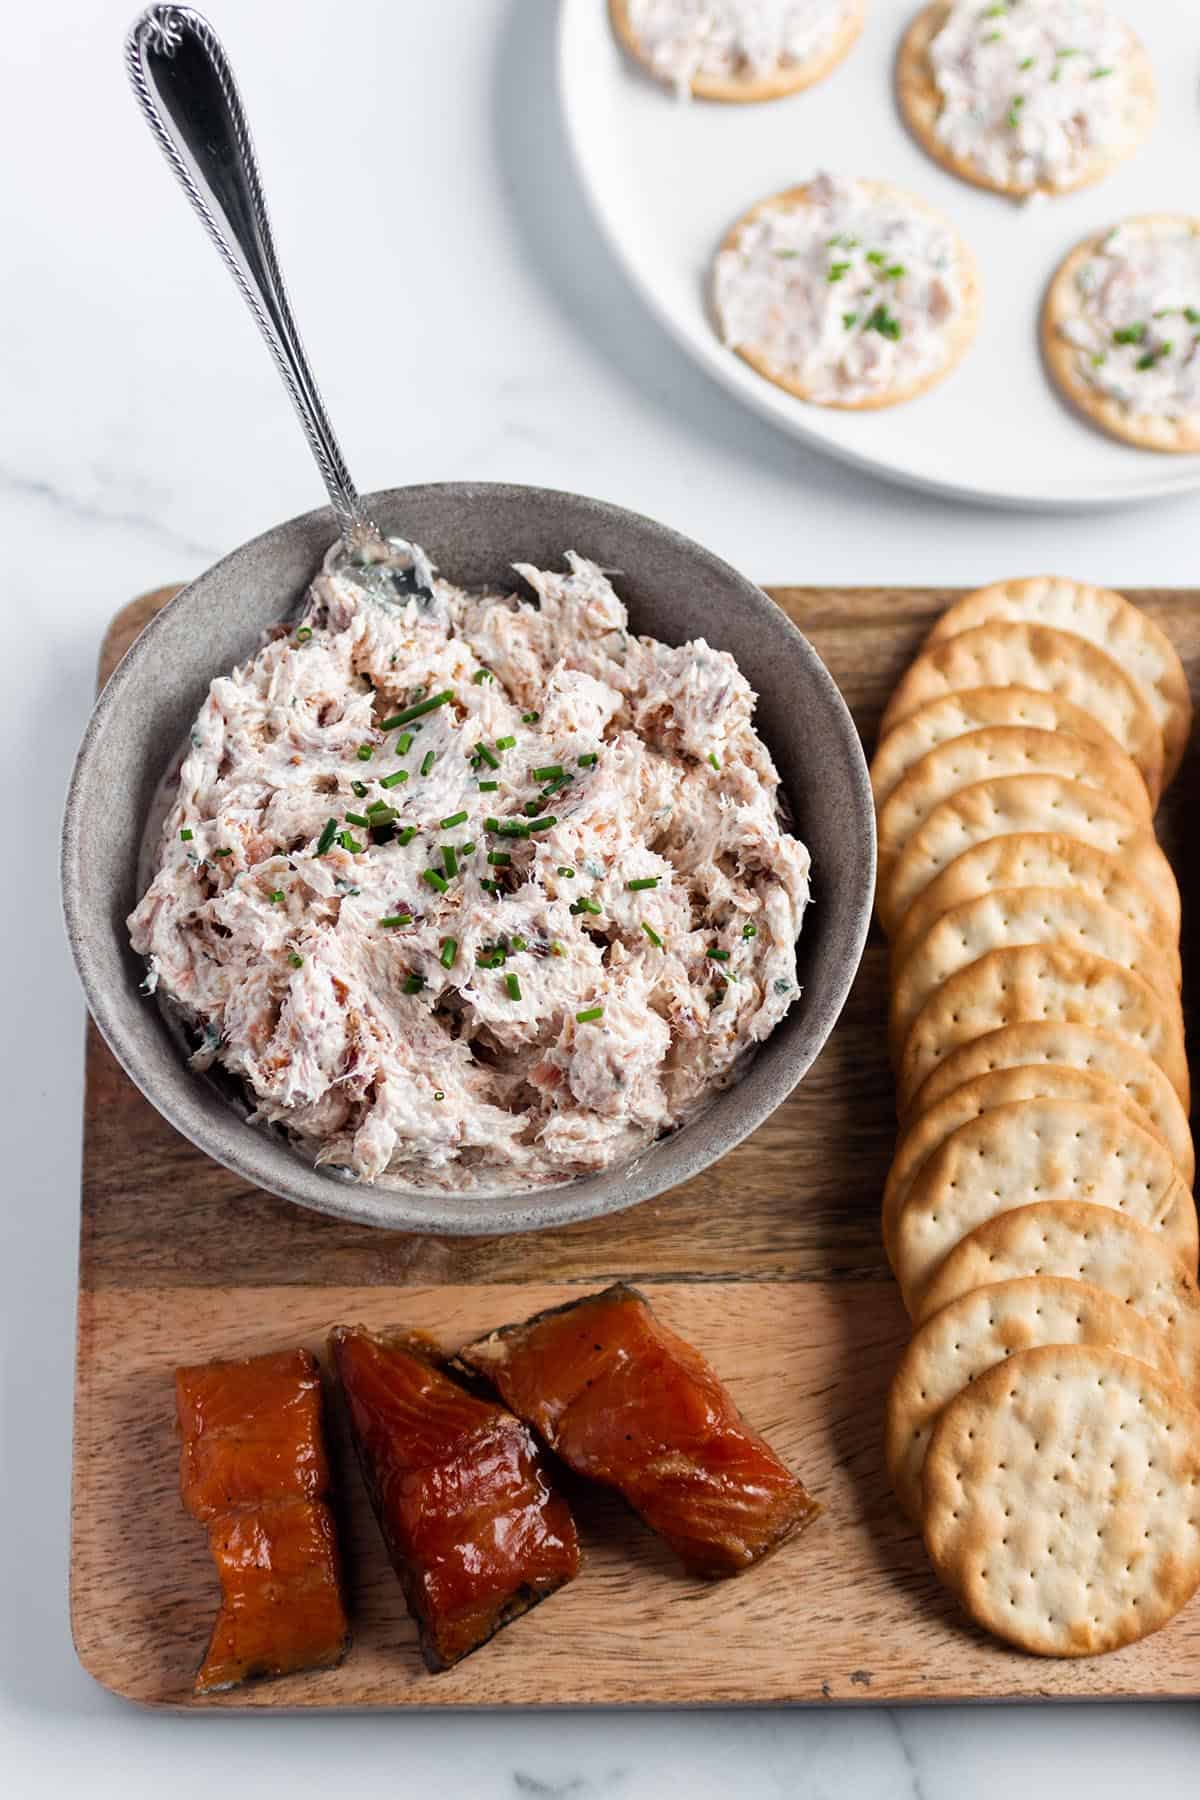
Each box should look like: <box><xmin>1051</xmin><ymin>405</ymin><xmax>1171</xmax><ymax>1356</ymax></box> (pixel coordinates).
<box><xmin>125</xmin><ymin>4</ymin><xmax>435</xmax><ymax>605</ymax></box>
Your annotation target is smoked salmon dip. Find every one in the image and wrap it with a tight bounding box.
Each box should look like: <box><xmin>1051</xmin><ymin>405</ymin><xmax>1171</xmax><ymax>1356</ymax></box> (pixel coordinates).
<box><xmin>129</xmin><ymin>541</ymin><xmax>811</xmax><ymax>1193</ymax></box>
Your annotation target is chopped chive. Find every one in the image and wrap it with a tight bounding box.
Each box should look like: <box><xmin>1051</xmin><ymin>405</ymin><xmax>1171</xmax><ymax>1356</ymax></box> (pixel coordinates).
<box><xmin>707</xmin><ymin>752</ymin><xmax>721</xmax><ymax>771</ymax></box>
<box><xmin>1113</xmin><ymin>322</ymin><xmax>1148</xmax><ymax>345</ymax></box>
<box><xmin>442</xmin><ymin>845</ymin><xmax>459</xmax><ymax>878</ymax></box>
<box><xmin>397</xmin><ymin>826</ymin><xmax>417</xmax><ymax>845</ymax></box>
<box><xmin>523</xmin><ymin>801</ymin><xmax>542</xmax><ymax>817</ymax></box>
<box><xmin>1137</xmin><ymin>342</ymin><xmax>1172</xmax><ymax>370</ymax></box>
<box><xmin>403</xmin><ymin>973</ymin><xmax>425</xmax><ymax>995</ymax></box>
<box><xmin>479</xmin><ymin>779</ymin><xmax>499</xmax><ymax>791</ymax></box>
<box><xmin>1019</xmin><ymin>54</ymin><xmax>1034</xmax><ymax>68</ymax></box>
<box><xmin>345</xmin><ymin>811</ymin><xmax>370</xmax><ymax>828</ymax></box>
<box><xmin>472</xmin><ymin>669</ymin><xmax>493</xmax><ymax>684</ymax></box>
<box><xmin>865</xmin><ymin>303</ymin><xmax>901</xmax><ymax>340</ymax></box>
<box><xmin>522</xmin><ymin>711</ymin><xmax>540</xmax><ymax>723</ymax></box>
<box><xmin>1006</xmin><ymin>94</ymin><xmax>1026</xmax><ymax>128</ymax></box>
<box><xmin>842</xmin><ymin>312</ymin><xmax>858</xmax><ymax>329</ymax></box>
<box><xmin>528</xmin><ymin>816</ymin><xmax>556</xmax><ymax>834</ymax></box>
<box><xmin>441</xmin><ymin>810</ymin><xmax>468</xmax><ymax>830</ymax></box>
<box><xmin>497</xmin><ymin>819</ymin><xmax>531</xmax><ymax>838</ymax></box>
<box><xmin>476</xmin><ymin>743</ymin><xmax>501</xmax><ymax>770</ymax></box>
<box><xmin>495</xmin><ymin>735</ymin><xmax>516</xmax><ymax>751</ymax></box>
<box><xmin>1186</xmin><ymin>308</ymin><xmax>1200</xmax><ymax>326</ymax></box>
<box><xmin>510</xmin><ymin>935</ymin><xmax>527</xmax><ymax>952</ymax></box>
<box><xmin>575</xmin><ymin>1007</ymin><xmax>604</xmax><ymax>1023</ymax></box>
<box><xmin>532</xmin><ymin>765</ymin><xmax>563</xmax><ymax>782</ymax></box>
<box><xmin>484</xmin><ymin>817</ymin><xmax>501</xmax><ymax>832</ymax></box>
<box><xmin>570</xmin><ymin>897</ymin><xmax>603</xmax><ymax>916</ymax></box>
<box><xmin>707</xmin><ymin>947</ymin><xmax>731</xmax><ymax>962</ymax></box>
<box><xmin>356</xmin><ymin>744</ymin><xmax>374</xmax><ymax>761</ymax></box>
<box><xmin>557</xmin><ymin>866</ymin><xmax>575</xmax><ymax>878</ymax></box>
<box><xmin>395</xmin><ymin>732</ymin><xmax>414</xmax><ymax>756</ymax></box>
<box><xmin>641</xmin><ymin>922</ymin><xmax>664</xmax><ymax>948</ymax></box>
<box><xmin>338</xmin><ymin>832</ymin><xmax>365</xmax><ymax>854</ymax></box>
<box><xmin>420</xmin><ymin>751</ymin><xmax>436</xmax><ymax>777</ymax></box>
<box><xmin>577</xmin><ymin>753</ymin><xmax>598</xmax><ymax>768</ymax></box>
<box><xmin>743</xmin><ymin>923</ymin><xmax>758</xmax><ymax>939</ymax></box>
<box><xmin>541</xmin><ymin>773</ymin><xmax>572</xmax><ymax>798</ymax></box>
<box><xmin>480</xmin><ymin>879</ymin><xmax>500</xmax><ymax>894</ymax></box>
<box><xmin>295</xmin><ymin>625</ymin><xmax>313</xmax><ymax>643</ymax></box>
<box><xmin>627</xmin><ymin>877</ymin><xmax>660</xmax><ymax>892</ymax></box>
<box><xmin>366</xmin><ymin>800</ymin><xmax>398</xmax><ymax>821</ymax></box>
<box><xmin>379</xmin><ymin>690</ymin><xmax>454</xmax><ymax>731</ymax></box>
<box><xmin>351</xmin><ymin>780</ymin><xmax>368</xmax><ymax>798</ymax></box>
<box><xmin>1090</xmin><ymin>65</ymin><xmax>1113</xmax><ymax>78</ymax></box>
<box><xmin>883</xmin><ymin>264</ymin><xmax>905</xmax><ymax>281</ymax></box>
<box><xmin>212</xmin><ymin>847</ymin><xmax>233</xmax><ymax>858</ymax></box>
<box><xmin>505</xmin><ymin>971</ymin><xmax>522</xmax><ymax>999</ymax></box>
<box><xmin>380</xmin><ymin>768</ymin><xmax>409</xmax><ymax>789</ymax></box>
<box><xmin>380</xmin><ymin>914</ymin><xmax>412</xmax><ymax>928</ymax></box>
<box><xmin>440</xmin><ymin>937</ymin><xmax>458</xmax><ymax>969</ymax></box>
<box><xmin>288</xmin><ymin>952</ymin><xmax>304</xmax><ymax>968</ymax></box>
<box><xmin>865</xmin><ymin>249</ymin><xmax>886</xmax><ymax>266</ymax></box>
<box><xmin>826</xmin><ymin>261</ymin><xmax>850</xmax><ymax>283</ymax></box>
<box><xmin>316</xmin><ymin>818</ymin><xmax>338</xmax><ymax>855</ymax></box>
<box><xmin>423</xmin><ymin>869</ymin><xmax>448</xmax><ymax>893</ymax></box>
<box><xmin>476</xmin><ymin>946</ymin><xmax>505</xmax><ymax>968</ymax></box>
<box><xmin>180</xmin><ymin>828</ymin><xmax>193</xmax><ymax>841</ymax></box>
<box><xmin>269</xmin><ymin>890</ymin><xmax>285</xmax><ymax>904</ymax></box>
<box><xmin>487</xmin><ymin>851</ymin><xmax>511</xmax><ymax>867</ymax></box>
<box><xmin>459</xmin><ymin>842</ymin><xmax>476</xmax><ymax>857</ymax></box>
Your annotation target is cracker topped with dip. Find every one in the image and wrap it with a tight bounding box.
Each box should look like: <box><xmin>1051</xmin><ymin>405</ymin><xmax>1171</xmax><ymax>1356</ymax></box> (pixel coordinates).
<box><xmin>1044</xmin><ymin>215</ymin><xmax>1200</xmax><ymax>452</ymax></box>
<box><xmin>897</xmin><ymin>0</ymin><xmax>1155</xmax><ymax>199</ymax></box>
<box><xmin>711</xmin><ymin>173</ymin><xmax>980</xmax><ymax>408</ymax></box>
<box><xmin>610</xmin><ymin>0</ymin><xmax>864</xmax><ymax>102</ymax></box>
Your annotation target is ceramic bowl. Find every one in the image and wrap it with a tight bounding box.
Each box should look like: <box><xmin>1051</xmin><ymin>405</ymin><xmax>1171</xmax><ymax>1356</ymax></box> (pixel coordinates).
<box><xmin>62</xmin><ymin>483</ymin><xmax>874</xmax><ymax>1234</ymax></box>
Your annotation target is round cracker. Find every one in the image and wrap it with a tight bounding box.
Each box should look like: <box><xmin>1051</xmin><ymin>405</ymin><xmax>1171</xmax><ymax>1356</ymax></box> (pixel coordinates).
<box><xmin>1043</xmin><ymin>216</ymin><xmax>1200</xmax><ymax>456</ymax></box>
<box><xmin>905</xmin><ymin>1021</ymin><xmax>1194</xmax><ymax>1188</ymax></box>
<box><xmin>891</xmin><ymin>832</ymin><xmax>1180</xmax><ymax>978</ymax></box>
<box><xmin>893</xmin><ymin>1096</ymin><xmax>1197</xmax><ymax>1316</ymax></box>
<box><xmin>878</xmin><ymin>773</ymin><xmax>1177</xmax><ymax>939</ymax></box>
<box><xmin>871</xmin><ymin>686</ymin><xmax>1128</xmax><ymax>816</ymax></box>
<box><xmin>879</xmin><ymin>622</ymin><xmax>1163</xmax><ymax>805</ymax></box>
<box><xmin>887</xmin><ymin>1275</ymin><xmax>1179</xmax><ymax>1523</ymax></box>
<box><xmin>896</xmin><ymin>3</ymin><xmax>1156</xmax><ymax>201</ymax></box>
<box><xmin>925</xmin><ymin>577</ymin><xmax>1191</xmax><ymax>787</ymax></box>
<box><xmin>877</xmin><ymin>725</ymin><xmax>1151</xmax><ymax>903</ymax></box>
<box><xmin>922</xmin><ymin>1345</ymin><xmax>1200</xmax><ymax>1657</ymax></box>
<box><xmin>713</xmin><ymin>179</ymin><xmax>981</xmax><ymax>410</ymax></box>
<box><xmin>889</xmin><ymin>885</ymin><xmax>1181</xmax><ymax>1063</ymax></box>
<box><xmin>915</xmin><ymin>1203</ymin><xmax>1200</xmax><ymax>1393</ymax></box>
<box><xmin>882</xmin><ymin>1064</ymin><xmax>1165</xmax><ymax>1275</ymax></box>
<box><xmin>610</xmin><ymin>0</ymin><xmax>865</xmax><ymax>102</ymax></box>
<box><xmin>895</xmin><ymin>943</ymin><xmax>1189</xmax><ymax>1119</ymax></box>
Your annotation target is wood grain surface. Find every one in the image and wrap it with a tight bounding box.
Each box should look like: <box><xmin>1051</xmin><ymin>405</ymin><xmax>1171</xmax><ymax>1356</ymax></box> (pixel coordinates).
<box><xmin>71</xmin><ymin>584</ymin><xmax>1200</xmax><ymax>1708</ymax></box>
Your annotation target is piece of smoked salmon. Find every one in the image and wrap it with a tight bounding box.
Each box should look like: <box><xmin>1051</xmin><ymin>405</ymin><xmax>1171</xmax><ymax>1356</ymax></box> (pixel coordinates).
<box><xmin>330</xmin><ymin>1326</ymin><xmax>580</xmax><ymax>1671</ymax></box>
<box><xmin>175</xmin><ymin>1347</ymin><xmax>349</xmax><ymax>1693</ymax></box>
<box><xmin>457</xmin><ymin>1284</ymin><xmax>820</xmax><ymax>1578</ymax></box>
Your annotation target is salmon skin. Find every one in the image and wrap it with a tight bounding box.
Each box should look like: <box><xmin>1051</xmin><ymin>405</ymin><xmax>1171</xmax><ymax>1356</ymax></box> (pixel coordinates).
<box><xmin>457</xmin><ymin>1284</ymin><xmax>820</xmax><ymax>1578</ymax></box>
<box><xmin>330</xmin><ymin>1326</ymin><xmax>580</xmax><ymax>1671</ymax></box>
<box><xmin>175</xmin><ymin>1347</ymin><xmax>349</xmax><ymax>1693</ymax></box>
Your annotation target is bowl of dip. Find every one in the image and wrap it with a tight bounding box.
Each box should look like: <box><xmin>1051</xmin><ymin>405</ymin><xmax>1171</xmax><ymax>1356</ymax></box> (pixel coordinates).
<box><xmin>62</xmin><ymin>482</ymin><xmax>874</xmax><ymax>1234</ymax></box>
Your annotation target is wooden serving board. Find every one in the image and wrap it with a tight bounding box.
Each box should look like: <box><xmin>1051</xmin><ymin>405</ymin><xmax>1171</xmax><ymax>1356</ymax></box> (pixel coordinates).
<box><xmin>71</xmin><ymin>585</ymin><xmax>1200</xmax><ymax>1709</ymax></box>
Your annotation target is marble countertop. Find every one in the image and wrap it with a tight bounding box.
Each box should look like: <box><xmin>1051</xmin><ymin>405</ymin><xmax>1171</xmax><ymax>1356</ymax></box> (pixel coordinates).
<box><xmin>7</xmin><ymin>1</ymin><xmax>1199</xmax><ymax>1792</ymax></box>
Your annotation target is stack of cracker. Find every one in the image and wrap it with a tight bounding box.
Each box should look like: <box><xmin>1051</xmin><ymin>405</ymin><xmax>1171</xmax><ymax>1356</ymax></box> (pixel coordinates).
<box><xmin>871</xmin><ymin>575</ymin><xmax>1200</xmax><ymax>1656</ymax></box>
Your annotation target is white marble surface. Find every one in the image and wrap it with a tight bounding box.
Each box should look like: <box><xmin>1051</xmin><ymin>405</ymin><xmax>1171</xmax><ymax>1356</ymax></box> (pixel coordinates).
<box><xmin>5</xmin><ymin>0</ymin><xmax>1200</xmax><ymax>1792</ymax></box>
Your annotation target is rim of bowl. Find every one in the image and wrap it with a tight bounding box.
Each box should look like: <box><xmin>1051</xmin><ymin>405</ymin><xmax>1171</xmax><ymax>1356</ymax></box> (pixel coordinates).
<box><xmin>61</xmin><ymin>481</ymin><xmax>875</xmax><ymax>1234</ymax></box>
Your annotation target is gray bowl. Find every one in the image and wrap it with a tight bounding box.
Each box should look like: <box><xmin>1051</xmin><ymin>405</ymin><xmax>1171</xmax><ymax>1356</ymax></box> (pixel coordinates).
<box><xmin>62</xmin><ymin>483</ymin><xmax>874</xmax><ymax>1235</ymax></box>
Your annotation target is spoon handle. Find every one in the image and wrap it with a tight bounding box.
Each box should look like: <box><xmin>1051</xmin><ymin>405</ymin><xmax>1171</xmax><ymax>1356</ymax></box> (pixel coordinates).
<box><xmin>125</xmin><ymin>5</ymin><xmax>374</xmax><ymax>544</ymax></box>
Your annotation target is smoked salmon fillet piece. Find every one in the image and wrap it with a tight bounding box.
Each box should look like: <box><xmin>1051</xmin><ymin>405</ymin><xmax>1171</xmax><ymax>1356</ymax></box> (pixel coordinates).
<box><xmin>175</xmin><ymin>1347</ymin><xmax>349</xmax><ymax>1693</ymax></box>
<box><xmin>457</xmin><ymin>1284</ymin><xmax>820</xmax><ymax>1578</ymax></box>
<box><xmin>330</xmin><ymin>1326</ymin><xmax>580</xmax><ymax>1671</ymax></box>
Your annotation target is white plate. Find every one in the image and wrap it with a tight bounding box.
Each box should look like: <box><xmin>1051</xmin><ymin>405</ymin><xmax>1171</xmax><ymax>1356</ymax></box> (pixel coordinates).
<box><xmin>558</xmin><ymin>0</ymin><xmax>1200</xmax><ymax>509</ymax></box>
